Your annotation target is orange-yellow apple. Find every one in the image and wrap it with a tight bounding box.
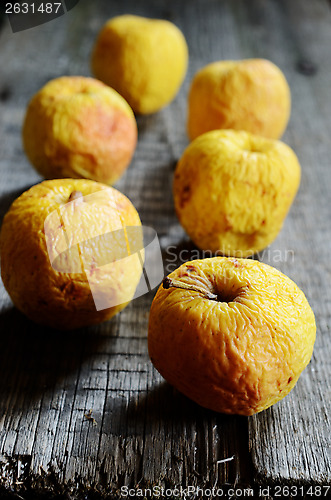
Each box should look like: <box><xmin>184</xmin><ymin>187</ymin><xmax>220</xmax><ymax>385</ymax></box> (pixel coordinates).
<box><xmin>22</xmin><ymin>76</ymin><xmax>137</xmax><ymax>185</ymax></box>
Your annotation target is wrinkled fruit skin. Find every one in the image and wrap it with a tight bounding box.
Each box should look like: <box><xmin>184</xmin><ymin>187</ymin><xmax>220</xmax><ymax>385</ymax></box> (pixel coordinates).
<box><xmin>148</xmin><ymin>258</ymin><xmax>316</xmax><ymax>416</ymax></box>
<box><xmin>91</xmin><ymin>15</ymin><xmax>188</xmax><ymax>114</ymax></box>
<box><xmin>188</xmin><ymin>59</ymin><xmax>291</xmax><ymax>141</ymax></box>
<box><xmin>0</xmin><ymin>179</ymin><xmax>143</xmax><ymax>330</ymax></box>
<box><xmin>22</xmin><ymin>76</ymin><xmax>137</xmax><ymax>185</ymax></box>
<box><xmin>173</xmin><ymin>130</ymin><xmax>301</xmax><ymax>258</ymax></box>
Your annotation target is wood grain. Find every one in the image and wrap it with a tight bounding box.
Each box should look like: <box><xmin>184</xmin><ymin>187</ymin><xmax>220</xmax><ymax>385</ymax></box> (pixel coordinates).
<box><xmin>243</xmin><ymin>0</ymin><xmax>331</xmax><ymax>485</ymax></box>
<box><xmin>0</xmin><ymin>0</ymin><xmax>330</xmax><ymax>496</ymax></box>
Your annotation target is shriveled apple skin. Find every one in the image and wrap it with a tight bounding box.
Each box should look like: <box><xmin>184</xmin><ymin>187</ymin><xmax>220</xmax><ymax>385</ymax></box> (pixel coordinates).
<box><xmin>0</xmin><ymin>179</ymin><xmax>143</xmax><ymax>330</ymax></box>
<box><xmin>148</xmin><ymin>258</ymin><xmax>316</xmax><ymax>416</ymax></box>
<box><xmin>91</xmin><ymin>15</ymin><xmax>188</xmax><ymax>115</ymax></box>
<box><xmin>23</xmin><ymin>76</ymin><xmax>137</xmax><ymax>185</ymax></box>
<box><xmin>188</xmin><ymin>59</ymin><xmax>290</xmax><ymax>141</ymax></box>
<box><xmin>173</xmin><ymin>130</ymin><xmax>301</xmax><ymax>257</ymax></box>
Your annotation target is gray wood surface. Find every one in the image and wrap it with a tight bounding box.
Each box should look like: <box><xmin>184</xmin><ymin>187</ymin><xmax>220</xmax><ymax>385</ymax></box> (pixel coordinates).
<box><xmin>0</xmin><ymin>0</ymin><xmax>330</xmax><ymax>497</ymax></box>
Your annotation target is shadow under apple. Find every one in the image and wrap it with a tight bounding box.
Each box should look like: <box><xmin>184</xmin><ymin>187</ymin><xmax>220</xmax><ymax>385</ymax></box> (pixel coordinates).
<box><xmin>0</xmin><ymin>304</ymin><xmax>117</xmax><ymax>405</ymax></box>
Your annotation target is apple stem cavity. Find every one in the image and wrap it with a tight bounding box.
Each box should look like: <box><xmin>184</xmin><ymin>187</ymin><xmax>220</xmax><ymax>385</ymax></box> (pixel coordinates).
<box><xmin>162</xmin><ymin>277</ymin><xmax>218</xmax><ymax>300</ymax></box>
<box><xmin>68</xmin><ymin>190</ymin><xmax>84</xmax><ymax>203</ymax></box>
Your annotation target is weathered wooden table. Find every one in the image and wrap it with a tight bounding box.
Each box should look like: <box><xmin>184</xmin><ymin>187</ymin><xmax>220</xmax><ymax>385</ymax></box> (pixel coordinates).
<box><xmin>0</xmin><ymin>0</ymin><xmax>330</xmax><ymax>498</ymax></box>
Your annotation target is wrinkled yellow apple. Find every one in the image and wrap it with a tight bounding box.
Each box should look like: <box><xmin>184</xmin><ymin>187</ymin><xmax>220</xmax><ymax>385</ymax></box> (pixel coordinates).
<box><xmin>0</xmin><ymin>179</ymin><xmax>143</xmax><ymax>330</ymax></box>
<box><xmin>188</xmin><ymin>58</ymin><xmax>291</xmax><ymax>140</ymax></box>
<box><xmin>148</xmin><ymin>257</ymin><xmax>316</xmax><ymax>415</ymax></box>
<box><xmin>91</xmin><ymin>15</ymin><xmax>188</xmax><ymax>114</ymax></box>
<box><xmin>22</xmin><ymin>76</ymin><xmax>137</xmax><ymax>185</ymax></box>
<box><xmin>173</xmin><ymin>130</ymin><xmax>301</xmax><ymax>257</ymax></box>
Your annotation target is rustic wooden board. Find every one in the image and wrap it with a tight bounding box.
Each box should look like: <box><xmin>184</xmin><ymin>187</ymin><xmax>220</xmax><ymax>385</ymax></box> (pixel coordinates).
<box><xmin>242</xmin><ymin>0</ymin><xmax>331</xmax><ymax>485</ymax></box>
<box><xmin>0</xmin><ymin>0</ymin><xmax>330</xmax><ymax>497</ymax></box>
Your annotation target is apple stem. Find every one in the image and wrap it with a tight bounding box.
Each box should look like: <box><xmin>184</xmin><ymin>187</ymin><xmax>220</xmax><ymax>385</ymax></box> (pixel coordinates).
<box><xmin>162</xmin><ymin>277</ymin><xmax>218</xmax><ymax>300</ymax></box>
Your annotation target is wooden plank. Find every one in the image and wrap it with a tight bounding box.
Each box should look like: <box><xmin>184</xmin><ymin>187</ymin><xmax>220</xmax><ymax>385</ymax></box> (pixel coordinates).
<box><xmin>0</xmin><ymin>1</ymin><xmax>251</xmax><ymax>494</ymax></box>
<box><xmin>236</xmin><ymin>0</ymin><xmax>331</xmax><ymax>484</ymax></box>
<box><xmin>0</xmin><ymin>0</ymin><xmax>330</xmax><ymax>496</ymax></box>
